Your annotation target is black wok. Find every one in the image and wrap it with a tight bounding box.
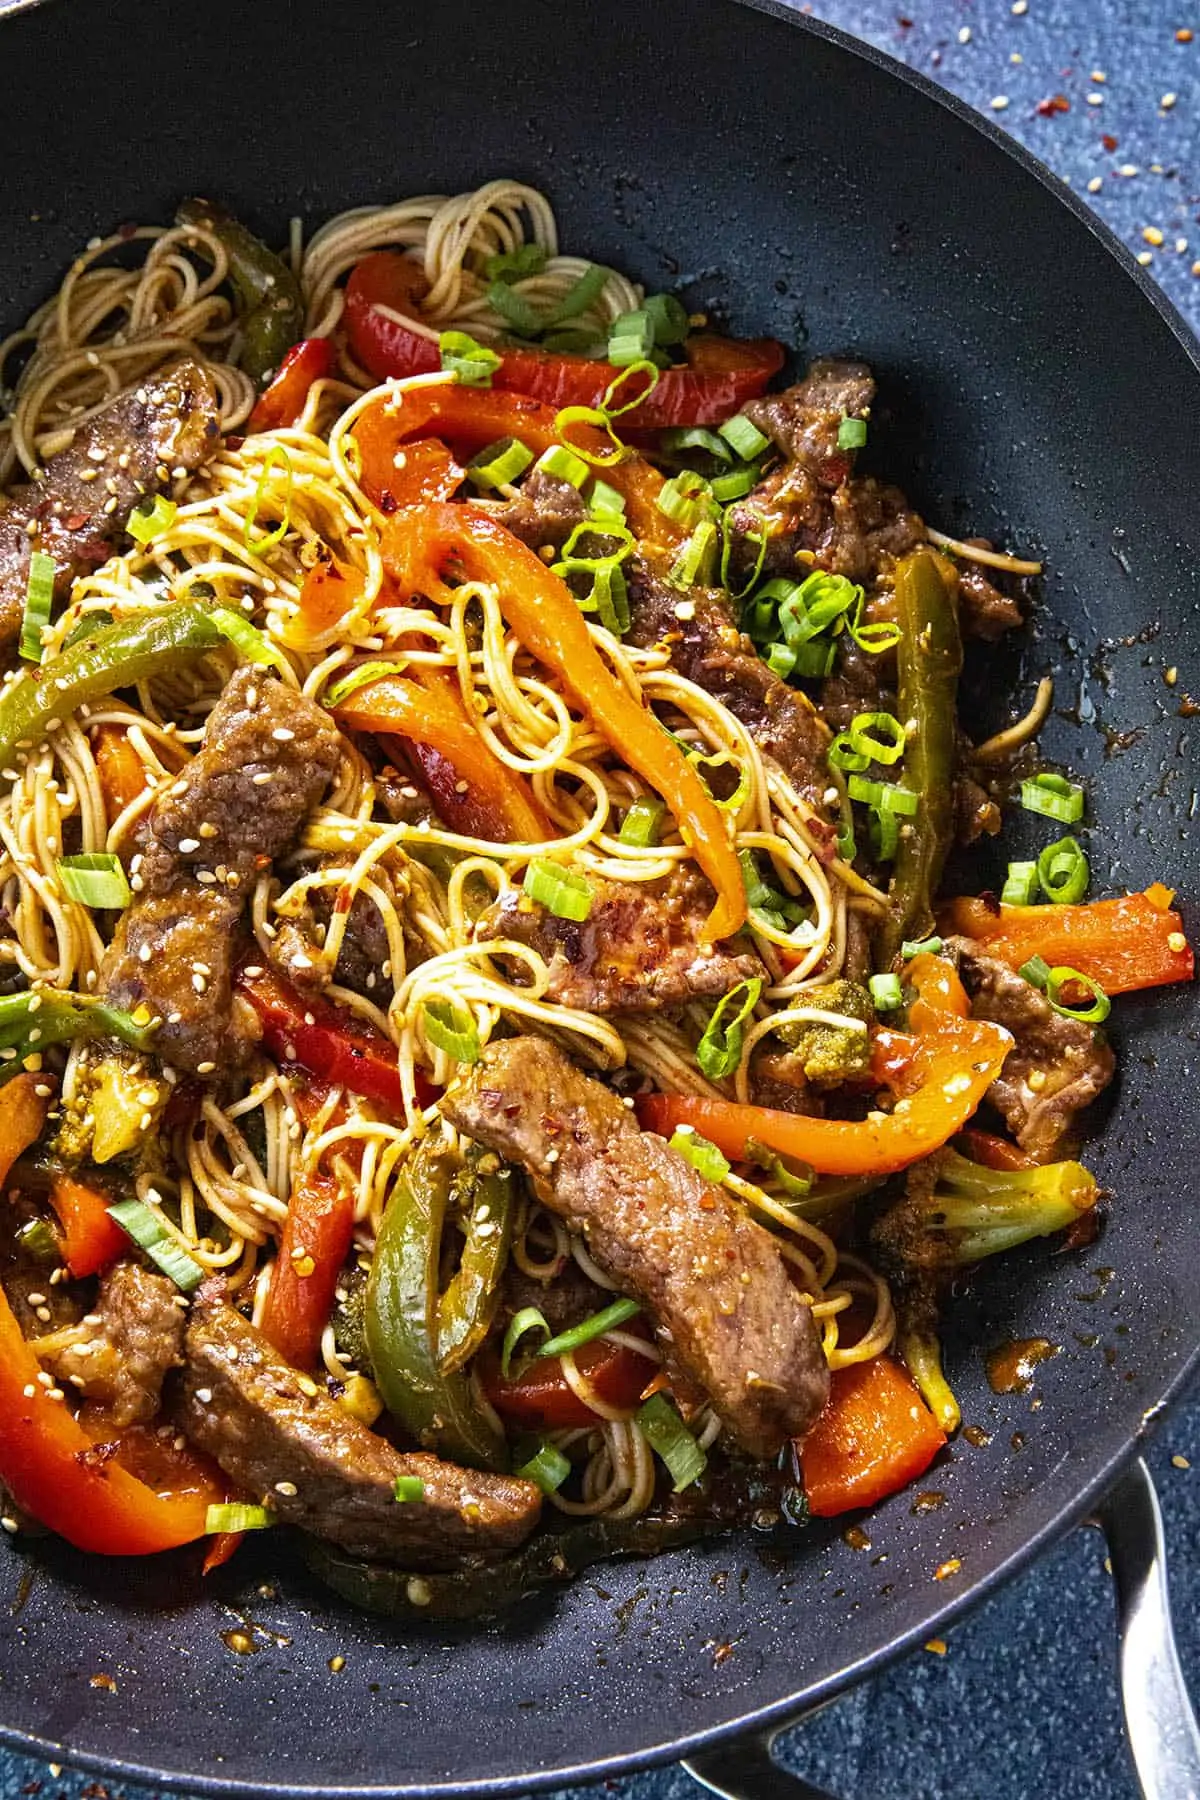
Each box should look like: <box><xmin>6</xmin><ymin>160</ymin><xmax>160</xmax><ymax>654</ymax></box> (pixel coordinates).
<box><xmin>0</xmin><ymin>0</ymin><xmax>1197</xmax><ymax>1795</ymax></box>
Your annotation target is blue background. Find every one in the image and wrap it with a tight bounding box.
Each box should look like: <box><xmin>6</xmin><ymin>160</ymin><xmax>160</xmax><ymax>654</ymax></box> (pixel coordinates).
<box><xmin>1</xmin><ymin>1</ymin><xmax>1196</xmax><ymax>1796</ymax></box>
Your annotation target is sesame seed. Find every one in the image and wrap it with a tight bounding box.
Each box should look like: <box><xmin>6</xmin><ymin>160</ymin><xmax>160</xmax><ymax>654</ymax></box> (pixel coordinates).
<box><xmin>199</xmin><ymin>822</ymin><xmax>218</xmax><ymax>838</ymax></box>
<box><xmin>1137</xmin><ymin>251</ymin><xmax>1154</xmax><ymax>266</ymax></box>
<box><xmin>102</xmin><ymin>496</ymin><xmax>119</xmax><ymax>514</ymax></box>
<box><xmin>1172</xmin><ymin>1453</ymin><xmax>1191</xmax><ymax>1469</ymax></box>
<box><xmin>957</xmin><ymin>24</ymin><xmax>971</xmax><ymax>41</ymax></box>
<box><xmin>1166</xmin><ymin>666</ymin><xmax>1179</xmax><ymax>685</ymax></box>
<box><xmin>177</xmin><ymin>837</ymin><xmax>200</xmax><ymax>853</ymax></box>
<box><xmin>272</xmin><ymin>727</ymin><xmax>295</xmax><ymax>742</ymax></box>
<box><xmin>1143</xmin><ymin>226</ymin><xmax>1165</xmax><ymax>246</ymax></box>
<box><xmin>1161</xmin><ymin>92</ymin><xmax>1178</xmax><ymax>108</ymax></box>
<box><xmin>1087</xmin><ymin>177</ymin><xmax>1103</xmax><ymax>193</ymax></box>
<box><xmin>1</xmin><ymin>1517</ymin><xmax>18</xmax><ymax>1534</ymax></box>
<box><xmin>196</xmin><ymin>1060</ymin><xmax>217</xmax><ymax>1075</ymax></box>
<box><xmin>252</xmin><ymin>771</ymin><xmax>273</xmax><ymax>785</ymax></box>
<box><xmin>1176</xmin><ymin>237</ymin><xmax>1188</xmax><ymax>254</ymax></box>
<box><xmin>138</xmin><ymin>943</ymin><xmax>153</xmax><ymax>963</ymax></box>
<box><xmin>329</xmin><ymin>1656</ymin><xmax>346</xmax><ymax>1674</ymax></box>
<box><xmin>1086</xmin><ymin>92</ymin><xmax>1104</xmax><ymax>106</ymax></box>
<box><xmin>274</xmin><ymin>1480</ymin><xmax>298</xmax><ymax>1497</ymax></box>
<box><xmin>1118</xmin><ymin>163</ymin><xmax>1139</xmax><ymax>177</ymax></box>
<box><xmin>990</xmin><ymin>95</ymin><xmax>1010</xmax><ymax>110</ymax></box>
<box><xmin>1089</xmin><ymin>69</ymin><xmax>1106</xmax><ymax>82</ymax></box>
<box><xmin>1011</xmin><ymin>0</ymin><xmax>1026</xmax><ymax>11</ymax></box>
<box><xmin>243</xmin><ymin>965</ymin><xmax>264</xmax><ymax>978</ymax></box>
<box><xmin>1168</xmin><ymin>932</ymin><xmax>1187</xmax><ymax>953</ymax></box>
<box><xmin>195</xmin><ymin>1387</ymin><xmax>213</xmax><ymax>1404</ymax></box>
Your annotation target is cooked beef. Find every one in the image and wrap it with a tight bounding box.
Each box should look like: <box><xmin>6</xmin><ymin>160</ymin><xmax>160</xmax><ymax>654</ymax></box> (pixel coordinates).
<box><xmin>474</xmin><ymin>865</ymin><xmax>764</xmax><ymax>1014</ymax></box>
<box><xmin>0</xmin><ymin>362</ymin><xmax>220</xmax><ymax>650</ymax></box>
<box><xmin>750</xmin><ymin>1049</ymin><xmax>823</xmax><ymax>1116</ymax></box>
<box><xmin>31</xmin><ymin>1259</ymin><xmax>185</xmax><ymax>1428</ymax></box>
<box><xmin>626</xmin><ymin>561</ymin><xmax>834</xmax><ymax>820</ymax></box>
<box><xmin>955</xmin><ymin>771</ymin><xmax>1002</xmax><ymax>845</ymax></box>
<box><xmin>269</xmin><ymin>869</ymin><xmax>394</xmax><ymax>1001</ymax></box>
<box><xmin>744</xmin><ymin>359</ymin><xmax>874</xmax><ymax>472</ymax></box>
<box><xmin>956</xmin><ymin>559</ymin><xmax>1024</xmax><ymax>640</ymax></box>
<box><xmin>949</xmin><ymin>939</ymin><xmax>1115</xmax><ymax>1159</ymax></box>
<box><xmin>442</xmin><ymin>1037</ymin><xmax>829</xmax><ymax>1455</ymax></box>
<box><xmin>494</xmin><ymin>466</ymin><xmax>588</xmax><ymax>553</ymax></box>
<box><xmin>177</xmin><ymin>1287</ymin><xmax>541</xmax><ymax>1566</ymax></box>
<box><xmin>724</xmin><ymin>460</ymin><xmax>829</xmax><ymax>579</ymax></box>
<box><xmin>498</xmin><ymin>1261</ymin><xmax>611</xmax><ymax>1337</ymax></box>
<box><xmin>820</xmin><ymin>634</ymin><xmax>894</xmax><ymax>732</ymax></box>
<box><xmin>102</xmin><ymin>668</ymin><xmax>342</xmax><ymax>1073</ymax></box>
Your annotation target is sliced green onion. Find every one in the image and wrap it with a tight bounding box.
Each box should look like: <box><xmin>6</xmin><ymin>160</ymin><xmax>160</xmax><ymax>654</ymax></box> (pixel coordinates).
<box><xmin>778</xmin><ymin>571</ymin><xmax>863</xmax><ymax>645</ymax></box>
<box><xmin>828</xmin><ymin>732</ymin><xmax>870</xmax><ymax>774</ymax></box>
<box><xmin>1020</xmin><ymin>773</ymin><xmax>1085</xmax><ymax>824</ymax></box>
<box><xmin>901</xmin><ymin>936</ymin><xmax>945</xmax><ymax>959</ymax></box>
<box><xmin>440</xmin><ymin>329</ymin><xmax>502</xmax><ymax>388</ymax></box>
<box><xmin>127</xmin><ymin>494</ymin><xmax>178</xmax><ymax>546</ymax></box>
<box><xmin>848</xmin><ymin>711</ymin><xmax>906</xmax><ymax>766</ymax></box>
<box><xmin>669</xmin><ymin>519</ymin><xmax>719</xmax><ymax>588</ymax></box>
<box><xmin>668</xmin><ymin>1125</ymin><xmax>730</xmax><ymax>1185</ymax></box>
<box><xmin>848</xmin><ymin>614</ymin><xmax>903</xmax><ymax>654</ymax></box>
<box><xmin>422</xmin><ymin>998</ymin><xmax>480</xmax><ymax>1064</ymax></box>
<box><xmin>554</xmin><ymin>519</ymin><xmax>635</xmax><ymax>571</ymax></box>
<box><xmin>487</xmin><ymin>279</ymin><xmax>545</xmax><ymax>338</ymax></box>
<box><xmin>523</xmin><ymin>858</ymin><xmax>594</xmax><ymax>921</ymax></box>
<box><xmin>20</xmin><ymin>551</ymin><xmax>55</xmax><ymax>664</ymax></box>
<box><xmin>711</xmin><ymin>464</ymin><xmax>759</xmax><ymax>503</ymax></box>
<box><xmin>836</xmin><ymin>817</ymin><xmax>857</xmax><ymax>863</ymax></box>
<box><xmin>869</xmin><ymin>972</ymin><xmax>904</xmax><ymax>1011</ymax></box>
<box><xmin>56</xmin><ymin>852</ymin><xmax>130</xmax><ymax>910</ymax></box>
<box><xmin>535</xmin><ymin>444</ymin><xmax>590</xmax><ymax>489</ymax></box>
<box><xmin>660</xmin><ymin>426</ymin><xmax>731</xmax><ymax>463</ymax></box>
<box><xmin>688</xmin><ymin>747</ymin><xmax>749</xmax><ymax>815</ymax></box>
<box><xmin>696</xmin><ymin>977</ymin><xmax>763</xmax><ymax>1080</ymax></box>
<box><xmin>1001</xmin><ymin>860</ymin><xmax>1040</xmax><ymax>906</ymax></box>
<box><xmin>393</xmin><ymin>1476</ymin><xmax>426</xmax><ymax>1504</ymax></box>
<box><xmin>837</xmin><ymin>416</ymin><xmax>868</xmax><ymax>450</ymax></box>
<box><xmin>516</xmin><ymin>1439</ymin><xmax>572</xmax><ymax>1496</ymax></box>
<box><xmin>324</xmin><ymin>659</ymin><xmax>408</xmax><ymax>707</ymax></box>
<box><xmin>204</xmin><ymin>1503</ymin><xmax>274</xmax><ymax>1533</ymax></box>
<box><xmin>719</xmin><ymin>414</ymin><xmax>770</xmax><ymax>460</ymax></box>
<box><xmin>554</xmin><ymin>403</ymin><xmax>626</xmax><ymax>468</ymax></box>
<box><xmin>107</xmin><ymin>1199</ymin><xmax>204</xmax><ymax>1292</ymax></box>
<box><xmin>1019</xmin><ymin>954</ymin><xmax>1053</xmax><ymax>989</ymax></box>
<box><xmin>211</xmin><ymin>606</ymin><xmax>290</xmax><ymax>673</ymax></box>
<box><xmin>501</xmin><ymin>1306</ymin><xmax>549</xmax><ymax>1379</ymax></box>
<box><xmin>1045</xmin><ymin>965</ymin><xmax>1111</xmax><ymax>1024</ymax></box>
<box><xmin>637</xmin><ymin>1393</ymin><xmax>707</xmax><ymax>1492</ymax></box>
<box><xmin>656</xmin><ymin>470</ymin><xmax>713</xmax><ymax>530</ymax></box>
<box><xmin>847</xmin><ymin>775</ymin><xmax>918</xmax><ymax>815</ymax></box>
<box><xmin>536</xmin><ymin>1298</ymin><xmax>641</xmax><ymax>1362</ymax></box>
<box><xmin>619</xmin><ymin>795</ymin><xmax>666</xmax><ymax>848</ymax></box>
<box><xmin>588</xmin><ymin>477</ymin><xmax>626</xmax><ymax>520</ymax></box>
<box><xmin>544</xmin><ymin>264</ymin><xmax>611</xmax><ymax>328</ymax></box>
<box><xmin>243</xmin><ymin>446</ymin><xmax>293</xmax><ymax>557</ymax></box>
<box><xmin>607</xmin><ymin>308</ymin><xmax>655</xmax><ymax>367</ymax></box>
<box><xmin>643</xmin><ymin>292</ymin><xmax>690</xmax><ymax>347</ymax></box>
<box><xmin>16</xmin><ymin>1217</ymin><xmax>59</xmax><ymax>1263</ymax></box>
<box><xmin>765</xmin><ymin>643</ymin><xmax>796</xmax><ymax>679</ymax></box>
<box><xmin>586</xmin><ymin>561</ymin><xmax>631</xmax><ymax>636</ymax></box>
<box><xmin>601</xmin><ymin>359</ymin><xmax>660</xmax><ymax>418</ymax></box>
<box><xmin>790</xmin><ymin>638</ymin><xmax>837</xmax><ymax>679</ymax></box>
<box><xmin>869</xmin><ymin>805</ymin><xmax>900</xmax><ymax>861</ymax></box>
<box><xmin>466</xmin><ymin>436</ymin><xmax>534</xmax><ymax>490</ymax></box>
<box><xmin>483</xmin><ymin>243</ymin><xmax>548</xmax><ymax>284</ymax></box>
<box><xmin>1037</xmin><ymin>835</ymin><xmax>1090</xmax><ymax>905</ymax></box>
<box><xmin>722</xmin><ymin>521</ymin><xmax>769</xmax><ymax>602</ymax></box>
<box><xmin>744</xmin><ymin>1138</ymin><xmax>814</xmax><ymax>1198</ymax></box>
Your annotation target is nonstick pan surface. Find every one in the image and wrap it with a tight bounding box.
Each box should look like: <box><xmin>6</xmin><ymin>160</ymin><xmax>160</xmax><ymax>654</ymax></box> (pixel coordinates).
<box><xmin>0</xmin><ymin>0</ymin><xmax>1197</xmax><ymax>1792</ymax></box>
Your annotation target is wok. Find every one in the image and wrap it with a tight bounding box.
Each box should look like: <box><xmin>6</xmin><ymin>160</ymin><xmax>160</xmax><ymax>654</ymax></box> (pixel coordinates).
<box><xmin>0</xmin><ymin>0</ymin><xmax>1197</xmax><ymax>1796</ymax></box>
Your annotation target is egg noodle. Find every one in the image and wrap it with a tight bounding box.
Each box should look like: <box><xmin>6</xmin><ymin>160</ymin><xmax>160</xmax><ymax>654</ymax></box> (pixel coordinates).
<box><xmin>0</xmin><ymin>179</ymin><xmax>896</xmax><ymax>1518</ymax></box>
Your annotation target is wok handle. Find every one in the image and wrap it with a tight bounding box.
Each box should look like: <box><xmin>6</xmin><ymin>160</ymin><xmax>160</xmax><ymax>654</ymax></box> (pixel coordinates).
<box><xmin>683</xmin><ymin>1457</ymin><xmax>1199</xmax><ymax>1800</ymax></box>
<box><xmin>1097</xmin><ymin>1456</ymin><xmax>1200</xmax><ymax>1800</ymax></box>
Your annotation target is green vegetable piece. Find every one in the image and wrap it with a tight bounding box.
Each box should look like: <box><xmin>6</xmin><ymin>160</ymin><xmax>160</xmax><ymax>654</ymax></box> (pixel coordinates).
<box><xmin>0</xmin><ymin>989</ymin><xmax>153</xmax><ymax>1089</ymax></box>
<box><xmin>637</xmin><ymin>1392</ymin><xmax>707</xmax><ymax>1492</ymax></box>
<box><xmin>668</xmin><ymin>1125</ymin><xmax>730</xmax><ymax>1185</ymax></box>
<box><xmin>393</xmin><ymin>1477</ymin><xmax>426</xmax><ymax>1504</ymax></box>
<box><xmin>107</xmin><ymin>1198</ymin><xmax>204</xmax><ymax>1292</ymax></box>
<box><xmin>872</xmin><ymin>1147</ymin><xmax>1099</xmax><ymax>1273</ymax></box>
<box><xmin>868</xmin><ymin>972</ymin><xmax>903</xmax><ymax>1011</ymax></box>
<box><xmin>205</xmin><ymin>1502</ymin><xmax>274</xmax><ymax>1533</ymax></box>
<box><xmin>20</xmin><ymin>552</ymin><xmax>56</xmax><ymax>664</ymax></box>
<box><xmin>523</xmin><ymin>858</ymin><xmax>594</xmax><ymax>921</ymax></box>
<box><xmin>515</xmin><ymin>1439</ymin><xmax>572</xmax><ymax>1495</ymax></box>
<box><xmin>696</xmin><ymin>977</ymin><xmax>762</xmax><ymax>1080</ymax></box>
<box><xmin>774</xmin><ymin>979</ymin><xmax>873</xmax><ymax>1087</ymax></box>
<box><xmin>1036</xmin><ymin>835</ymin><xmax>1090</xmax><ymax>906</ymax></box>
<box><xmin>435</xmin><ymin>1150</ymin><xmax>517</xmax><ymax>1375</ymax></box>
<box><xmin>176</xmin><ymin>198</ymin><xmax>304</xmax><ymax>388</ymax></box>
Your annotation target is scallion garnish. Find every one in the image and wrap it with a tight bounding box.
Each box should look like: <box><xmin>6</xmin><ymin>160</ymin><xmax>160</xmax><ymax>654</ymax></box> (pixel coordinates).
<box><xmin>607</xmin><ymin>308</ymin><xmax>655</xmax><ymax>366</ymax></box>
<box><xmin>901</xmin><ymin>936</ymin><xmax>945</xmax><ymax>959</ymax></box>
<box><xmin>869</xmin><ymin>972</ymin><xmax>904</xmax><ymax>1011</ymax></box>
<box><xmin>619</xmin><ymin>794</ymin><xmax>667</xmax><ymax>848</ymax></box>
<box><xmin>719</xmin><ymin>414</ymin><xmax>770</xmax><ymax>460</ymax></box>
<box><xmin>515</xmin><ymin>1439</ymin><xmax>572</xmax><ymax>1496</ymax></box>
<box><xmin>1036</xmin><ymin>834</ymin><xmax>1090</xmax><ymax>905</ymax></box>
<box><xmin>587</xmin><ymin>560</ymin><xmax>631</xmax><ymax>636</ymax></box>
<box><xmin>535</xmin><ymin>444</ymin><xmax>590</xmax><ymax>489</ymax></box>
<box><xmin>848</xmin><ymin>711</ymin><xmax>906</xmax><ymax>766</ymax></box>
<box><xmin>127</xmin><ymin>494</ymin><xmax>178</xmax><ymax>545</ymax></box>
<box><xmin>869</xmin><ymin>804</ymin><xmax>900</xmax><ymax>862</ymax></box>
<box><xmin>439</xmin><ymin>329</ymin><xmax>502</xmax><ymax>387</ymax></box>
<box><xmin>710</xmin><ymin>463</ymin><xmax>759</xmax><ymax>503</ymax></box>
<box><xmin>636</xmin><ymin>1393</ymin><xmax>707</xmax><ymax>1492</ymax></box>
<box><xmin>643</xmin><ymin>292</ymin><xmax>690</xmax><ymax>347</ymax></box>
<box><xmin>1043</xmin><ymin>964</ymin><xmax>1111</xmax><ymax>1024</ymax></box>
<box><xmin>211</xmin><ymin>606</ymin><xmax>290</xmax><ymax>673</ymax></box>
<box><xmin>837</xmin><ymin>415</ymin><xmax>868</xmax><ymax>450</ymax></box>
<box><xmin>56</xmin><ymin>852</ymin><xmax>131</xmax><ymax>910</ymax></box>
<box><xmin>422</xmin><ymin>998</ymin><xmax>481</xmax><ymax>1065</ymax></box>
<box><xmin>847</xmin><ymin>775</ymin><xmax>918</xmax><ymax>815</ymax></box>
<box><xmin>600</xmin><ymin>359</ymin><xmax>660</xmax><ymax>417</ymax></box>
<box><xmin>523</xmin><ymin>859</ymin><xmax>595</xmax><ymax>921</ymax></box>
<box><xmin>1001</xmin><ymin>860</ymin><xmax>1040</xmax><ymax>907</ymax></box>
<box><xmin>669</xmin><ymin>519</ymin><xmax>719</xmax><ymax>588</ymax></box>
<box><xmin>828</xmin><ymin>732</ymin><xmax>870</xmax><ymax>775</ymax></box>
<box><xmin>589</xmin><ymin>477</ymin><xmax>627</xmax><ymax>521</ymax></box>
<box><xmin>501</xmin><ymin>1307</ymin><xmax>550</xmax><ymax>1379</ymax></box>
<box><xmin>107</xmin><ymin>1199</ymin><xmax>204</xmax><ymax>1292</ymax></box>
<box><xmin>483</xmin><ymin>243</ymin><xmax>548</xmax><ymax>285</ymax></box>
<box><xmin>243</xmin><ymin>446</ymin><xmax>293</xmax><ymax>557</ymax></box>
<box><xmin>393</xmin><ymin>1476</ymin><xmax>426</xmax><ymax>1504</ymax></box>
<box><xmin>1019</xmin><ymin>954</ymin><xmax>1053</xmax><ymax>988</ymax></box>
<box><xmin>743</xmin><ymin>1138</ymin><xmax>814</xmax><ymax>1198</ymax></box>
<box><xmin>1020</xmin><ymin>772</ymin><xmax>1084</xmax><ymax>825</ymax></box>
<box><xmin>536</xmin><ymin>1298</ymin><xmax>641</xmax><ymax>1363</ymax></box>
<box><xmin>668</xmin><ymin>1124</ymin><xmax>730</xmax><ymax>1185</ymax></box>
<box><xmin>696</xmin><ymin>977</ymin><xmax>762</xmax><ymax>1080</ymax></box>
<box><xmin>487</xmin><ymin>279</ymin><xmax>545</xmax><ymax>338</ymax></box>
<box><xmin>660</xmin><ymin>426</ymin><xmax>731</xmax><ymax>463</ymax></box>
<box><xmin>466</xmin><ymin>436</ymin><xmax>534</xmax><ymax>490</ymax></box>
<box><xmin>543</xmin><ymin>263</ymin><xmax>611</xmax><ymax>328</ymax></box>
<box><xmin>19</xmin><ymin>551</ymin><xmax>55</xmax><ymax>664</ymax></box>
<box><xmin>656</xmin><ymin>470</ymin><xmax>714</xmax><ymax>530</ymax></box>
<box><xmin>324</xmin><ymin>659</ymin><xmax>408</xmax><ymax>707</ymax></box>
<box><xmin>205</xmin><ymin>1502</ymin><xmax>274</xmax><ymax>1534</ymax></box>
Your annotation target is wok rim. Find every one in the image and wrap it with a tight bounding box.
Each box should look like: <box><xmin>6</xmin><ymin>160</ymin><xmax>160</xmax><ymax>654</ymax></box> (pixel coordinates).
<box><xmin>0</xmin><ymin>0</ymin><xmax>1197</xmax><ymax>1793</ymax></box>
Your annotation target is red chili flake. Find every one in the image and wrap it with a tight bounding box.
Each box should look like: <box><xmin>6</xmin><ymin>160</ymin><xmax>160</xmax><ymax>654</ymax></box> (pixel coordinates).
<box><xmin>225</xmin><ymin>435</ymin><xmax>245</xmax><ymax>452</ymax></box>
<box><xmin>1036</xmin><ymin>94</ymin><xmax>1071</xmax><ymax>116</ymax></box>
<box><xmin>897</xmin><ymin>14</ymin><xmax>913</xmax><ymax>25</ymax></box>
<box><xmin>334</xmin><ymin>883</ymin><xmax>353</xmax><ymax>915</ymax></box>
<box><xmin>978</xmin><ymin>889</ymin><xmax>1003</xmax><ymax>916</ymax></box>
<box><xmin>64</xmin><ymin>513</ymin><xmax>89</xmax><ymax>531</ymax></box>
<box><xmin>118</xmin><ymin>222</ymin><xmax>138</xmax><ymax>241</ymax></box>
<box><xmin>1177</xmin><ymin>27</ymin><xmax>1193</xmax><ymax>42</ymax></box>
<box><xmin>1102</xmin><ymin>133</ymin><xmax>1119</xmax><ymax>151</ymax></box>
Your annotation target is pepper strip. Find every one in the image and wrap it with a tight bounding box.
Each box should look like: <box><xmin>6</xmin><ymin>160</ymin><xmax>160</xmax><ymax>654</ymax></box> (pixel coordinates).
<box><xmin>260</xmin><ymin>1171</ymin><xmax>356</xmax><ymax>1371</ymax></box>
<box><xmin>381</xmin><ymin>503</ymin><xmax>745</xmax><ymax>940</ymax></box>
<box><xmin>941</xmin><ymin>889</ymin><xmax>1194</xmax><ymax>995</ymax></box>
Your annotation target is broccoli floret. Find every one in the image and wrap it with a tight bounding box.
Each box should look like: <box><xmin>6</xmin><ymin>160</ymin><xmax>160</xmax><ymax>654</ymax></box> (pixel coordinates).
<box><xmin>871</xmin><ymin>1148</ymin><xmax>1098</xmax><ymax>1275</ymax></box>
<box><xmin>775</xmin><ymin>979</ymin><xmax>873</xmax><ymax>1087</ymax></box>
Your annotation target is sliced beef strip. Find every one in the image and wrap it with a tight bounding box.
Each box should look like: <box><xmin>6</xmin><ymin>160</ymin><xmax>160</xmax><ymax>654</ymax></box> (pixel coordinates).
<box><xmin>176</xmin><ymin>1287</ymin><xmax>541</xmax><ymax>1566</ymax></box>
<box><xmin>626</xmin><ymin>560</ymin><xmax>834</xmax><ymax>821</ymax></box>
<box><xmin>498</xmin><ymin>1261</ymin><xmax>612</xmax><ymax>1337</ymax></box>
<box><xmin>474</xmin><ymin>864</ymin><xmax>764</xmax><ymax>1014</ymax></box>
<box><xmin>101</xmin><ymin>667</ymin><xmax>342</xmax><ymax>1074</ymax></box>
<box><xmin>949</xmin><ymin>938</ymin><xmax>1115</xmax><ymax>1159</ymax></box>
<box><xmin>269</xmin><ymin>865</ymin><xmax>394</xmax><ymax>1001</ymax></box>
<box><xmin>0</xmin><ymin>361</ymin><xmax>220</xmax><ymax>650</ymax></box>
<box><xmin>30</xmin><ymin>1259</ymin><xmax>185</xmax><ymax>1428</ymax></box>
<box><xmin>442</xmin><ymin>1036</ymin><xmax>829</xmax><ymax>1456</ymax></box>
<box><xmin>956</xmin><ymin>558</ymin><xmax>1024</xmax><ymax>641</ymax></box>
<box><xmin>820</xmin><ymin>634</ymin><xmax>893</xmax><ymax>733</ymax></box>
<box><xmin>493</xmin><ymin>466</ymin><xmax>588</xmax><ymax>553</ymax></box>
<box><xmin>744</xmin><ymin>359</ymin><xmax>875</xmax><ymax>473</ymax></box>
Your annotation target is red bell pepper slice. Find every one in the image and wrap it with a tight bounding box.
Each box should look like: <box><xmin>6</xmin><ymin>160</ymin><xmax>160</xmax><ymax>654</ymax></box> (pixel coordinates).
<box><xmin>238</xmin><ymin>965</ymin><xmax>409</xmax><ymax>1114</ymax></box>
<box><xmin>799</xmin><ymin>1355</ymin><xmax>946</xmax><ymax>1517</ymax></box>
<box><xmin>382</xmin><ymin>503</ymin><xmax>745</xmax><ymax>940</ymax></box>
<box><xmin>940</xmin><ymin>888</ymin><xmax>1194</xmax><ymax>995</ymax></box>
<box><xmin>260</xmin><ymin>1171</ymin><xmax>355</xmax><ymax>1371</ymax></box>
<box><xmin>343</xmin><ymin>249</ymin><xmax>784</xmax><ymax>427</ymax></box>
<box><xmin>479</xmin><ymin>1336</ymin><xmax>656</xmax><ymax>1430</ymax></box>
<box><xmin>47</xmin><ymin>1171</ymin><xmax>127</xmax><ymax>1279</ymax></box>
<box><xmin>0</xmin><ymin>1288</ymin><xmax>212</xmax><ymax>1554</ymax></box>
<box><xmin>249</xmin><ymin>337</ymin><xmax>336</xmax><ymax>432</ymax></box>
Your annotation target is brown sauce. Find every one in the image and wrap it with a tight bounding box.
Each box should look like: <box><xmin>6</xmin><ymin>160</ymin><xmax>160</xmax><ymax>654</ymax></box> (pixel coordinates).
<box><xmin>962</xmin><ymin>1424</ymin><xmax>992</xmax><ymax>1447</ymax></box>
<box><xmin>986</xmin><ymin>1337</ymin><xmax>1059</xmax><ymax>1394</ymax></box>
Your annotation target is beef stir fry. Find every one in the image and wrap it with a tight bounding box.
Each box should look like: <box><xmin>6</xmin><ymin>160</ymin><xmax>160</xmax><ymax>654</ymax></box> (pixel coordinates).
<box><xmin>0</xmin><ymin>180</ymin><xmax>1191</xmax><ymax>1619</ymax></box>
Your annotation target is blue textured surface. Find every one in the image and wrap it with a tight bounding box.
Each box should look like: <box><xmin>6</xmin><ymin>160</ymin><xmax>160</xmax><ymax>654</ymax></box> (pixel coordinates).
<box><xmin>1</xmin><ymin>2</ymin><xmax>1197</xmax><ymax>1797</ymax></box>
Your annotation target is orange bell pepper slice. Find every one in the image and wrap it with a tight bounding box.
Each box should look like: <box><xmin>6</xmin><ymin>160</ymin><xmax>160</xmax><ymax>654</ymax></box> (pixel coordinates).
<box><xmin>0</xmin><ymin>1072</ymin><xmax>48</xmax><ymax>1187</ymax></box>
<box><xmin>47</xmin><ymin>1170</ymin><xmax>127</xmax><ymax>1279</ymax></box>
<box><xmin>295</xmin><ymin>554</ymin><xmax>367</xmax><ymax>645</ymax></box>
<box><xmin>941</xmin><ymin>888</ymin><xmax>1193</xmax><ymax>995</ymax></box>
<box><xmin>93</xmin><ymin>724</ymin><xmax>151</xmax><ymax>822</ymax></box>
<box><xmin>800</xmin><ymin>1355</ymin><xmax>946</xmax><ymax>1517</ymax></box>
<box><xmin>381</xmin><ymin>502</ymin><xmax>745</xmax><ymax>940</ymax></box>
